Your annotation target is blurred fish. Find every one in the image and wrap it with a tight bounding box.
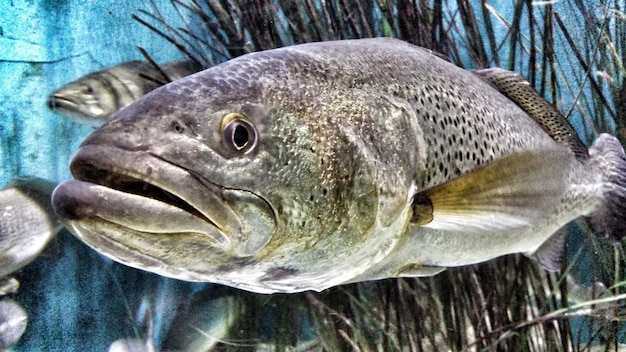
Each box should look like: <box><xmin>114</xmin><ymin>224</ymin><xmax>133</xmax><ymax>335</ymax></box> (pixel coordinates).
<box><xmin>0</xmin><ymin>177</ymin><xmax>61</xmax><ymax>279</ymax></box>
<box><xmin>108</xmin><ymin>295</ymin><xmax>155</xmax><ymax>352</ymax></box>
<box><xmin>108</xmin><ymin>288</ymin><xmax>238</xmax><ymax>352</ymax></box>
<box><xmin>0</xmin><ymin>297</ymin><xmax>27</xmax><ymax>350</ymax></box>
<box><xmin>161</xmin><ymin>286</ymin><xmax>237</xmax><ymax>352</ymax></box>
<box><xmin>108</xmin><ymin>338</ymin><xmax>154</xmax><ymax>352</ymax></box>
<box><xmin>47</xmin><ymin>60</ymin><xmax>203</xmax><ymax>125</ymax></box>
<box><xmin>0</xmin><ymin>278</ymin><xmax>19</xmax><ymax>297</ymax></box>
<box><xmin>254</xmin><ymin>340</ymin><xmax>322</xmax><ymax>352</ymax></box>
<box><xmin>52</xmin><ymin>38</ymin><xmax>626</xmax><ymax>293</ymax></box>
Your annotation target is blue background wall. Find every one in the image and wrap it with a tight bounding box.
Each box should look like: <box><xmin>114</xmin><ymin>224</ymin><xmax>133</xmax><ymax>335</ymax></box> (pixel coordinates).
<box><xmin>0</xmin><ymin>0</ymin><xmax>187</xmax><ymax>186</ymax></box>
<box><xmin>1</xmin><ymin>2</ymin><xmax>205</xmax><ymax>350</ymax></box>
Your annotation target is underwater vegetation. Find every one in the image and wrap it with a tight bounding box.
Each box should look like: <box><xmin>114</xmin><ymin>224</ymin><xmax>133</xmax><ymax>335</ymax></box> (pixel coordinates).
<box><xmin>129</xmin><ymin>0</ymin><xmax>626</xmax><ymax>351</ymax></box>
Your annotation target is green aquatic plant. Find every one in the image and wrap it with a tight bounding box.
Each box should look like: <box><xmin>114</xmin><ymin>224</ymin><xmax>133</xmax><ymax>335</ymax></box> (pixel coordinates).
<box><xmin>133</xmin><ymin>0</ymin><xmax>626</xmax><ymax>350</ymax></box>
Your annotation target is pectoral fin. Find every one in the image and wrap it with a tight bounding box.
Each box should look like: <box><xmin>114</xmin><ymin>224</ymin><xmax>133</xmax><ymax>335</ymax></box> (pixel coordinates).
<box><xmin>411</xmin><ymin>146</ymin><xmax>573</xmax><ymax>234</ymax></box>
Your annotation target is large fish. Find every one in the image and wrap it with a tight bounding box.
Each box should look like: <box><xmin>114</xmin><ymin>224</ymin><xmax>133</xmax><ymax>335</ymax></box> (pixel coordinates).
<box><xmin>51</xmin><ymin>38</ymin><xmax>626</xmax><ymax>294</ymax></box>
<box><xmin>47</xmin><ymin>60</ymin><xmax>203</xmax><ymax>125</ymax></box>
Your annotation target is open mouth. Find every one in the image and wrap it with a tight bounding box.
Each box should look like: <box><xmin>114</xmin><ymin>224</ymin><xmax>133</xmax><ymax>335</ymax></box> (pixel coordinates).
<box><xmin>71</xmin><ymin>159</ymin><xmax>213</xmax><ymax>225</ymax></box>
<box><xmin>52</xmin><ymin>144</ymin><xmax>240</xmax><ymax>249</ymax></box>
<box><xmin>47</xmin><ymin>95</ymin><xmax>76</xmax><ymax>110</ymax></box>
<box><xmin>53</xmin><ymin>141</ymin><xmax>277</xmax><ymax>280</ymax></box>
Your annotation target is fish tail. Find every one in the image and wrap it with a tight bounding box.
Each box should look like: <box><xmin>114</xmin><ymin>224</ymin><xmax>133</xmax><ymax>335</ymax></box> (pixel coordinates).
<box><xmin>586</xmin><ymin>133</ymin><xmax>626</xmax><ymax>243</ymax></box>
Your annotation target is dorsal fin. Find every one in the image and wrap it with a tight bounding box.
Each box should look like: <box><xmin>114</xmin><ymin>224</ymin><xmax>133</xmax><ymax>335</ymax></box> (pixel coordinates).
<box><xmin>473</xmin><ymin>68</ymin><xmax>589</xmax><ymax>160</ymax></box>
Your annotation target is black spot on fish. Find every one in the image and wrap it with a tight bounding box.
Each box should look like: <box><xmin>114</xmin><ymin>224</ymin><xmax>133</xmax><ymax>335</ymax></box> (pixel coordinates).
<box><xmin>262</xmin><ymin>267</ymin><xmax>299</xmax><ymax>281</ymax></box>
<box><xmin>217</xmin><ymin>258</ymin><xmax>256</xmax><ymax>273</ymax></box>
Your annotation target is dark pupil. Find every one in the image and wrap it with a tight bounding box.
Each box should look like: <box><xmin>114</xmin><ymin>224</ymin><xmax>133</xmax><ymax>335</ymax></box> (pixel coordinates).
<box><xmin>232</xmin><ymin>124</ymin><xmax>249</xmax><ymax>149</ymax></box>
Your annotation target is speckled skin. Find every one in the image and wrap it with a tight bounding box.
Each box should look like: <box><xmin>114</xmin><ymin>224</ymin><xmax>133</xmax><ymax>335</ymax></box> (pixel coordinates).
<box><xmin>473</xmin><ymin>68</ymin><xmax>589</xmax><ymax>159</ymax></box>
<box><xmin>52</xmin><ymin>38</ymin><xmax>624</xmax><ymax>293</ymax></box>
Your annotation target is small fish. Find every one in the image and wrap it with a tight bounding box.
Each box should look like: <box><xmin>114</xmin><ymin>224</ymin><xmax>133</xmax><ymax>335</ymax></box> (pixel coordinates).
<box><xmin>0</xmin><ymin>177</ymin><xmax>61</xmax><ymax>279</ymax></box>
<box><xmin>52</xmin><ymin>38</ymin><xmax>626</xmax><ymax>293</ymax></box>
<box><xmin>47</xmin><ymin>60</ymin><xmax>203</xmax><ymax>125</ymax></box>
<box><xmin>0</xmin><ymin>278</ymin><xmax>19</xmax><ymax>297</ymax></box>
<box><xmin>161</xmin><ymin>287</ymin><xmax>237</xmax><ymax>352</ymax></box>
<box><xmin>108</xmin><ymin>295</ymin><xmax>155</xmax><ymax>352</ymax></box>
<box><xmin>0</xmin><ymin>297</ymin><xmax>27</xmax><ymax>350</ymax></box>
<box><xmin>108</xmin><ymin>338</ymin><xmax>154</xmax><ymax>352</ymax></box>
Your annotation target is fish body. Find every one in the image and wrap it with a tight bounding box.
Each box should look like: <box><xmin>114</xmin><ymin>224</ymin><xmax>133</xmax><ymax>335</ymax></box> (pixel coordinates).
<box><xmin>47</xmin><ymin>60</ymin><xmax>203</xmax><ymax>125</ymax></box>
<box><xmin>0</xmin><ymin>177</ymin><xmax>61</xmax><ymax>279</ymax></box>
<box><xmin>52</xmin><ymin>38</ymin><xmax>626</xmax><ymax>293</ymax></box>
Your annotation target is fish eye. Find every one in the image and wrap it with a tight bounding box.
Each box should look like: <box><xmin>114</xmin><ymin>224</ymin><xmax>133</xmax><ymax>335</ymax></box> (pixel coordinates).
<box><xmin>171</xmin><ymin>121</ymin><xmax>185</xmax><ymax>133</ymax></box>
<box><xmin>81</xmin><ymin>85</ymin><xmax>94</xmax><ymax>94</ymax></box>
<box><xmin>221</xmin><ymin>113</ymin><xmax>258</xmax><ymax>154</ymax></box>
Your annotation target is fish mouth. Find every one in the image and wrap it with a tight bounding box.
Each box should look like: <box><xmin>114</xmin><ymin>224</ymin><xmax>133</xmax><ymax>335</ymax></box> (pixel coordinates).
<box><xmin>47</xmin><ymin>94</ymin><xmax>77</xmax><ymax>111</ymax></box>
<box><xmin>47</xmin><ymin>94</ymin><xmax>104</xmax><ymax>123</ymax></box>
<box><xmin>52</xmin><ymin>144</ymin><xmax>274</xmax><ymax>265</ymax></box>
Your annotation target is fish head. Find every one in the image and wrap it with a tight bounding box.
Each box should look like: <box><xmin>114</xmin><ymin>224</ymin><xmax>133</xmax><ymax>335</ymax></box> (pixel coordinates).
<box><xmin>52</xmin><ymin>50</ymin><xmax>414</xmax><ymax>293</ymax></box>
<box><xmin>47</xmin><ymin>75</ymin><xmax>119</xmax><ymax>125</ymax></box>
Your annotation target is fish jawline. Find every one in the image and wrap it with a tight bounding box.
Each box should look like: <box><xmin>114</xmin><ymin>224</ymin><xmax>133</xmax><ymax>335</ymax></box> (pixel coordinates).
<box><xmin>60</xmin><ymin>213</ymin><xmax>232</xmax><ymax>283</ymax></box>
